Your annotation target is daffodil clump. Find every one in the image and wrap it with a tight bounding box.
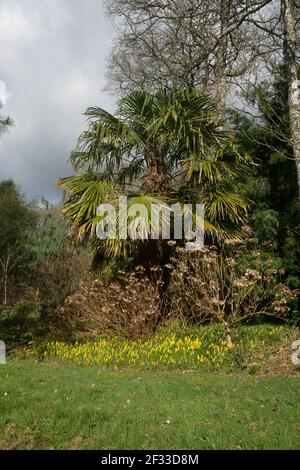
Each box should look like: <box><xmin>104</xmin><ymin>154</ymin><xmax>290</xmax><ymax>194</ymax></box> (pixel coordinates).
<box><xmin>37</xmin><ymin>329</ymin><xmax>233</xmax><ymax>370</ymax></box>
<box><xmin>31</xmin><ymin>324</ymin><xmax>295</xmax><ymax>371</ymax></box>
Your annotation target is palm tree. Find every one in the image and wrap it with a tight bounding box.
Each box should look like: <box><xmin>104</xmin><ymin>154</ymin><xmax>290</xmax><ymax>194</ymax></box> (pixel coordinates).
<box><xmin>0</xmin><ymin>102</ymin><xmax>13</xmax><ymax>136</ymax></box>
<box><xmin>59</xmin><ymin>88</ymin><xmax>252</xmax><ymax>270</ymax></box>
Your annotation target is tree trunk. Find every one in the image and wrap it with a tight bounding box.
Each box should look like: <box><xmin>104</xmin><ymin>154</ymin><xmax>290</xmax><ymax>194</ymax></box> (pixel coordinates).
<box><xmin>3</xmin><ymin>271</ymin><xmax>8</xmax><ymax>306</ymax></box>
<box><xmin>139</xmin><ymin>147</ymin><xmax>172</xmax><ymax>300</ymax></box>
<box><xmin>141</xmin><ymin>160</ymin><xmax>169</xmax><ymax>194</ymax></box>
<box><xmin>215</xmin><ymin>0</ymin><xmax>230</xmax><ymax>117</ymax></box>
<box><xmin>1</xmin><ymin>255</ymin><xmax>10</xmax><ymax>306</ymax></box>
<box><xmin>283</xmin><ymin>0</ymin><xmax>300</xmax><ymax>199</ymax></box>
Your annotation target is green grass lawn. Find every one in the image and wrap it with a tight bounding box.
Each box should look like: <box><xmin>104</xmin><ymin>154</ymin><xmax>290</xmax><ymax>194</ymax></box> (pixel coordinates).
<box><xmin>0</xmin><ymin>361</ymin><xmax>300</xmax><ymax>450</ymax></box>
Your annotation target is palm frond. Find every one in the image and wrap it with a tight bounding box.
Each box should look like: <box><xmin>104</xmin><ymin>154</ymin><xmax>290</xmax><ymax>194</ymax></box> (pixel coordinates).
<box><xmin>58</xmin><ymin>173</ymin><xmax>116</xmax><ymax>240</ymax></box>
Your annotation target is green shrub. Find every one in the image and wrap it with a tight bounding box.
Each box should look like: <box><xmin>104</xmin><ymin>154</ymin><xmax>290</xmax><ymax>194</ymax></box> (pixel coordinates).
<box><xmin>252</xmin><ymin>208</ymin><xmax>279</xmax><ymax>247</ymax></box>
<box><xmin>0</xmin><ymin>300</ymin><xmax>42</xmax><ymax>344</ymax></box>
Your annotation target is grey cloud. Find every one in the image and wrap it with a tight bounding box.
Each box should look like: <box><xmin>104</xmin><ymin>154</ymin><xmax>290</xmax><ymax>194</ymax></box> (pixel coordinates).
<box><xmin>0</xmin><ymin>0</ymin><xmax>114</xmax><ymax>202</ymax></box>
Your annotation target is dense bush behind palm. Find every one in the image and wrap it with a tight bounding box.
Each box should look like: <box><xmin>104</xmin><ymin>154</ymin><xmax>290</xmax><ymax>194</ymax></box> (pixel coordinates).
<box><xmin>234</xmin><ymin>66</ymin><xmax>300</xmax><ymax>292</ymax></box>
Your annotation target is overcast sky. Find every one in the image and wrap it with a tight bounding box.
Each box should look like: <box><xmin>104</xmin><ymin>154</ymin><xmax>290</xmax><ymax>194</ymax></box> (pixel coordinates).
<box><xmin>0</xmin><ymin>0</ymin><xmax>114</xmax><ymax>203</ymax></box>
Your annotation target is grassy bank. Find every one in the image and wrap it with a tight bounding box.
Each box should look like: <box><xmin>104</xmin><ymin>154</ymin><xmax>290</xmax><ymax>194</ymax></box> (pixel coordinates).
<box><xmin>0</xmin><ymin>360</ymin><xmax>300</xmax><ymax>450</ymax></box>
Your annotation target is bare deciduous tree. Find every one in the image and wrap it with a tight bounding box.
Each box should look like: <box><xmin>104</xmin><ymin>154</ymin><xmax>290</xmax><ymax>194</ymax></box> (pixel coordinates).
<box><xmin>105</xmin><ymin>0</ymin><xmax>300</xmax><ymax>196</ymax></box>
<box><xmin>105</xmin><ymin>1</ymin><xmax>273</xmax><ymax>112</ymax></box>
